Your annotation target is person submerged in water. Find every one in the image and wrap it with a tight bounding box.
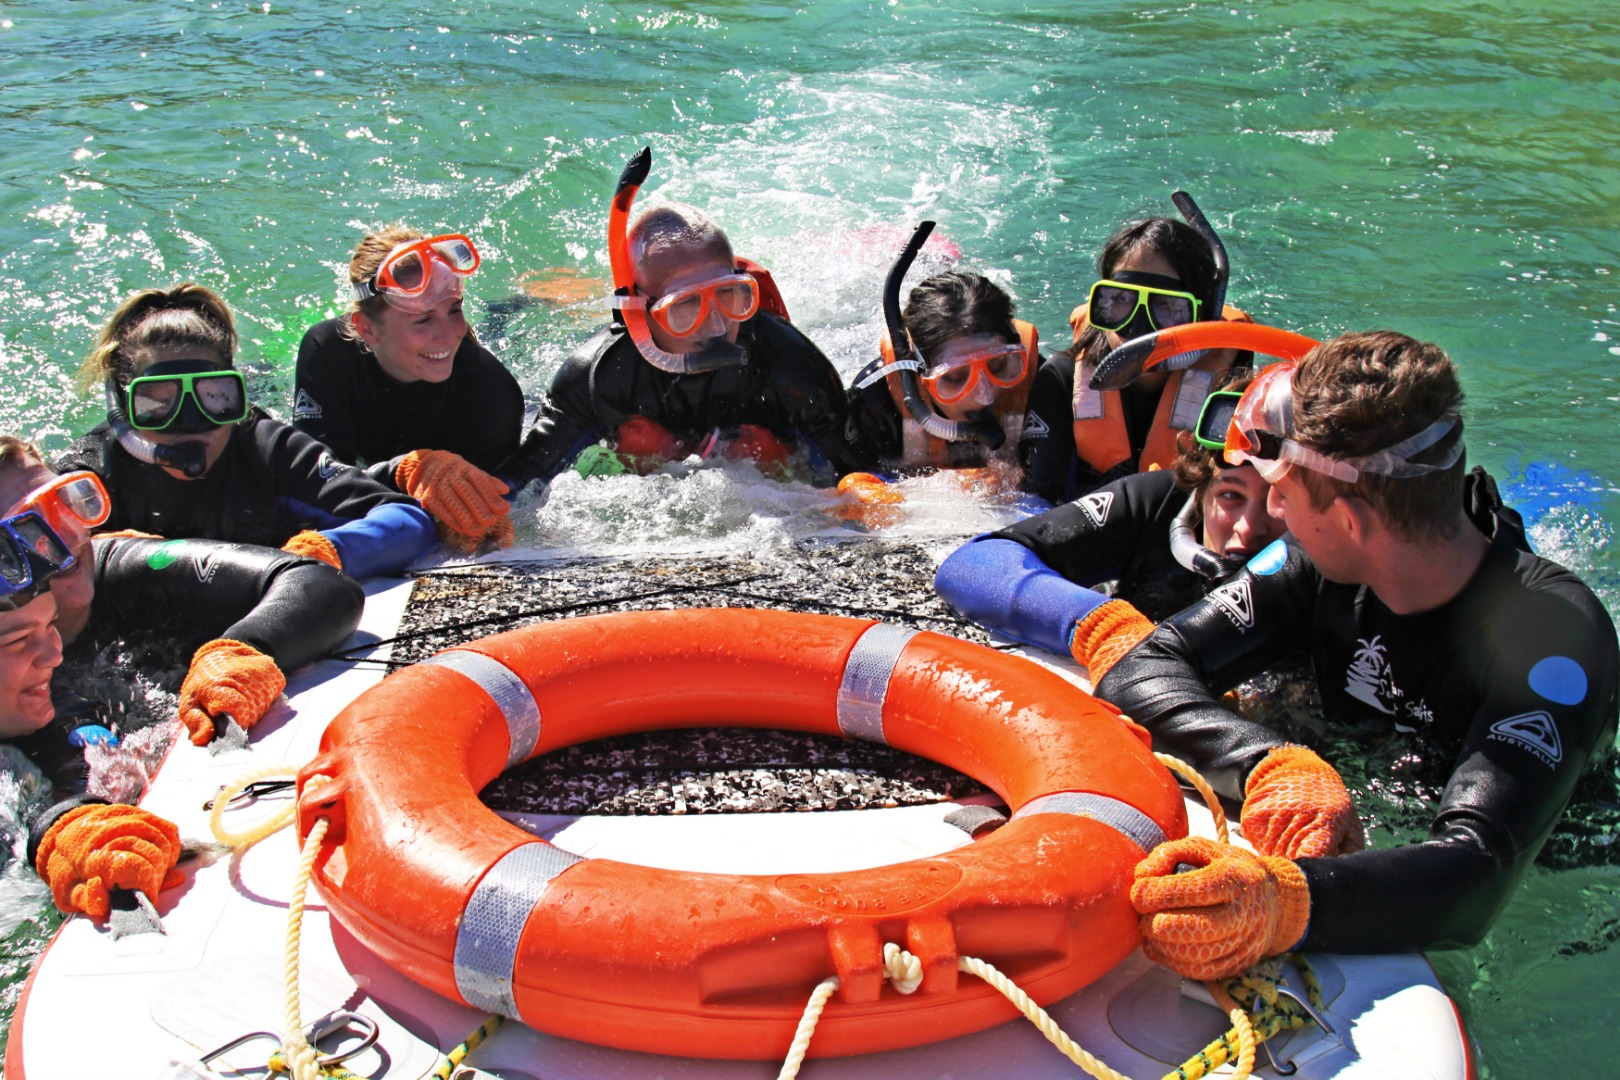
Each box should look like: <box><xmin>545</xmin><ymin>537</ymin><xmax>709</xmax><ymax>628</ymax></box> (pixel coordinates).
<box><xmin>503</xmin><ymin>148</ymin><xmax>868</xmax><ymax>490</ymax></box>
<box><xmin>0</xmin><ymin>438</ymin><xmax>363</xmax><ymax>923</ymax></box>
<box><xmin>54</xmin><ymin>283</ymin><xmax>437</xmax><ymax>579</ymax></box>
<box><xmin>934</xmin><ymin>371</ymin><xmax>1284</xmax><ymax>681</ymax></box>
<box><xmin>1097</xmin><ymin>331</ymin><xmax>1617</xmax><ymax>977</ymax></box>
<box><xmin>839</xmin><ymin>226</ymin><xmax>1046</xmax><ymax>515</ymax></box>
<box><xmin>1021</xmin><ymin>199</ymin><xmax>1253</xmax><ymax>504</ymax></box>
<box><xmin>292</xmin><ymin>226</ymin><xmax>521</xmax><ymax>552</ymax></box>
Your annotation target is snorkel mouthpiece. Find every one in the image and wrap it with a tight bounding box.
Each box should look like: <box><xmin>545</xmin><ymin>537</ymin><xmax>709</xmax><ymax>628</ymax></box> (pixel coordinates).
<box><xmin>883</xmin><ymin>221</ymin><xmax>1004</xmax><ymax>449</ymax></box>
<box><xmin>1169</xmin><ymin>493</ymin><xmax>1247</xmax><ymax>580</ymax></box>
<box><xmin>105</xmin><ymin>377</ymin><xmax>209</xmax><ymax>479</ymax></box>
<box><xmin>608</xmin><ymin>146</ymin><xmax>747</xmax><ymax>374</ymax></box>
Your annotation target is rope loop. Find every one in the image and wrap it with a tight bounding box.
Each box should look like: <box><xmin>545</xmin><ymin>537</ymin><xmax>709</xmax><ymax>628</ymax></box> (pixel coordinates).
<box><xmin>1153</xmin><ymin>752</ymin><xmax>1229</xmax><ymax>845</ymax></box>
<box><xmin>209</xmin><ymin>763</ymin><xmax>303</xmax><ymax>848</ymax></box>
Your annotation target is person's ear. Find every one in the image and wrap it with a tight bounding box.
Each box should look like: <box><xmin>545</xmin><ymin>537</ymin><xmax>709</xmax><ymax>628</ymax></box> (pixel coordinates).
<box><xmin>351</xmin><ymin>309</ymin><xmax>380</xmax><ymax>346</ymax></box>
<box><xmin>1335</xmin><ymin>493</ymin><xmax>1373</xmax><ymax>545</ymax></box>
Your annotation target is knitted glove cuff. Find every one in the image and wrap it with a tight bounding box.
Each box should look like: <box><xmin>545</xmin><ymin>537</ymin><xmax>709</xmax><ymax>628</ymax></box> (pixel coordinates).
<box><xmin>1070</xmin><ymin>598</ymin><xmax>1154</xmax><ymax>667</ymax></box>
<box><xmin>33</xmin><ymin>803</ymin><xmax>103</xmax><ymax>878</ymax></box>
<box><xmin>1260</xmin><ymin>853</ymin><xmax>1312</xmax><ymax>954</ymax></box>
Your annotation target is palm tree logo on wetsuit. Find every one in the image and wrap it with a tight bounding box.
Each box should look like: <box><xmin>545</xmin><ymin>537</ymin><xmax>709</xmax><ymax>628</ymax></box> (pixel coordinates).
<box><xmin>1345</xmin><ymin>635</ymin><xmax>1403</xmax><ymax>715</ymax></box>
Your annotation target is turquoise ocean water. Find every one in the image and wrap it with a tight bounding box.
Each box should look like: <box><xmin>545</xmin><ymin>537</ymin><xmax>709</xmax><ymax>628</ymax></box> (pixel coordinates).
<box><xmin>2</xmin><ymin>2</ymin><xmax>1618</xmax><ymax>1074</ymax></box>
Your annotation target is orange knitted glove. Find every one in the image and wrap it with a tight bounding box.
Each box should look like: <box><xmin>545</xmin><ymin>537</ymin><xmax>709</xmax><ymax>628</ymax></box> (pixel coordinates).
<box><xmin>395</xmin><ymin>450</ymin><xmax>511</xmax><ymax>535</ymax></box>
<box><xmin>836</xmin><ymin>473</ymin><xmax>905</xmax><ymax>527</ymax></box>
<box><xmin>1131</xmin><ymin>836</ymin><xmax>1310</xmax><ymax>980</ymax></box>
<box><xmin>177</xmin><ymin>639</ymin><xmax>286</xmax><ymax>746</ymax></box>
<box><xmin>1070</xmin><ymin>599</ymin><xmax>1156</xmax><ymax>681</ymax></box>
<box><xmin>35</xmin><ymin>804</ymin><xmax>184</xmax><ymax>920</ymax></box>
<box><xmin>436</xmin><ymin>514</ymin><xmax>516</xmax><ymax>555</ymax></box>
<box><xmin>282</xmin><ymin>529</ymin><xmax>342</xmax><ymax>570</ymax></box>
<box><xmin>1241</xmin><ymin>745</ymin><xmax>1366</xmax><ymax>859</ymax></box>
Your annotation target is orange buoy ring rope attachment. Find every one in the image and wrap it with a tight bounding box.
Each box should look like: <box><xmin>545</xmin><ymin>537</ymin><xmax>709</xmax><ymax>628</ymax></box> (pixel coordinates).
<box><xmin>296</xmin><ymin>608</ymin><xmax>1188</xmax><ymax>1060</ymax></box>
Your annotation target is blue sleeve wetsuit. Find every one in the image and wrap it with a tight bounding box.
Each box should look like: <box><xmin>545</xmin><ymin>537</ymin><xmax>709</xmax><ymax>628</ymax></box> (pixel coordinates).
<box><xmin>934</xmin><ymin>469</ymin><xmax>1200</xmax><ymax>654</ymax></box>
<box><xmin>55</xmin><ymin>410</ymin><xmax>436</xmax><ymax>579</ymax></box>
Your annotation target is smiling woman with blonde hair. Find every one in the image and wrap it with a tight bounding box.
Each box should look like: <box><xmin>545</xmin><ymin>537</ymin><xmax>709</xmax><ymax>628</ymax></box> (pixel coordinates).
<box><xmin>287</xmin><ymin>225</ymin><xmax>526</xmax><ymax>552</ymax></box>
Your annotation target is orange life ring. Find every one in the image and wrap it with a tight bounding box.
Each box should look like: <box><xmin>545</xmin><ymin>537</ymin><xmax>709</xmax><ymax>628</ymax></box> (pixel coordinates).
<box><xmin>297</xmin><ymin>609</ymin><xmax>1187</xmax><ymax>1060</ymax></box>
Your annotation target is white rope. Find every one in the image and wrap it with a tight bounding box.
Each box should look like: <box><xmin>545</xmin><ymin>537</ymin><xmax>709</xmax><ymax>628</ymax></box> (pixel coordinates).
<box><xmin>777</xmin><ymin>946</ymin><xmax>1259</xmax><ymax>1080</ymax></box>
<box><xmin>281</xmin><ymin>817</ymin><xmax>329</xmax><ymax>1080</ymax></box>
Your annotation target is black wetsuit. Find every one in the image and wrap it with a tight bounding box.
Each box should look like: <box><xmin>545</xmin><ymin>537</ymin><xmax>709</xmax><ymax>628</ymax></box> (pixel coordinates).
<box><xmin>11</xmin><ymin>536</ymin><xmax>363</xmax><ymax>862</ymax></box>
<box><xmin>54</xmin><ymin>409</ymin><xmax>435</xmax><ymax>579</ymax></box>
<box><xmin>1018</xmin><ymin>352</ymin><xmax>1167</xmax><ymax>504</ymax></box>
<box><xmin>291</xmin><ymin>318</ymin><xmax>525</xmax><ymax>485</ymax></box>
<box><xmin>1097</xmin><ymin>507</ymin><xmax>1619</xmax><ymax>954</ymax></box>
<box><xmin>996</xmin><ymin>468</ymin><xmax>1205</xmax><ymax>621</ymax></box>
<box><xmin>846</xmin><ymin>374</ymin><xmax>1014</xmax><ymax>473</ymax></box>
<box><xmin>503</xmin><ymin>313</ymin><xmax>869</xmax><ymax>488</ymax></box>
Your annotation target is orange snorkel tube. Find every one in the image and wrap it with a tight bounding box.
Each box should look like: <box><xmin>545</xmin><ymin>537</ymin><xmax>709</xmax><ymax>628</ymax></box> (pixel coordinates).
<box><xmin>1089</xmin><ymin>320</ymin><xmax>1320</xmax><ymax>392</ymax></box>
<box><xmin>608</xmin><ymin>146</ymin><xmax>747</xmax><ymax>374</ymax></box>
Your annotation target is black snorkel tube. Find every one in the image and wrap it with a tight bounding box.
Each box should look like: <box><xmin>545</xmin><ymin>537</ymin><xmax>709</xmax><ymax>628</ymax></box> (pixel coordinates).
<box><xmin>1168</xmin><ymin>492</ymin><xmax>1248</xmax><ymax>580</ymax></box>
<box><xmin>883</xmin><ymin>221</ymin><xmax>1004</xmax><ymax>450</ymax></box>
<box><xmin>1171</xmin><ymin>190</ymin><xmax>1228</xmax><ymax>322</ymax></box>
<box><xmin>105</xmin><ymin>377</ymin><xmax>209</xmax><ymax>479</ymax></box>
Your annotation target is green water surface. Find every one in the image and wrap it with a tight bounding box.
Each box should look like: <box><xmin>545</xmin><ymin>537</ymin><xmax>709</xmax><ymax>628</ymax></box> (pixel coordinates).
<box><xmin>2</xmin><ymin>2</ymin><xmax>1618</xmax><ymax>1075</ymax></box>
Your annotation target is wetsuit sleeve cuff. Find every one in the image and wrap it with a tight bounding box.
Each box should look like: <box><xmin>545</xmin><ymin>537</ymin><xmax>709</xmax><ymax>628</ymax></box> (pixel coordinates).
<box><xmin>934</xmin><ymin>536</ymin><xmax>1112</xmax><ymax>655</ymax></box>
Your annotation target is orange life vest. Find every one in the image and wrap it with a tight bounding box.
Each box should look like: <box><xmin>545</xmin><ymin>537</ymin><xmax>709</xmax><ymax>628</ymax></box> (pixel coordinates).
<box><xmin>1068</xmin><ymin>305</ymin><xmax>1252</xmax><ymax>475</ymax></box>
<box><xmin>877</xmin><ymin>320</ymin><xmax>1040</xmax><ymax>470</ymax></box>
<box><xmin>734</xmin><ymin>256</ymin><xmax>790</xmax><ymax>322</ymax></box>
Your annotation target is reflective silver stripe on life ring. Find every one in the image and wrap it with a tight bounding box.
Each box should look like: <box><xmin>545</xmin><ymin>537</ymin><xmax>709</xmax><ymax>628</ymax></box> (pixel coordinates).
<box><xmin>1012</xmin><ymin>792</ymin><xmax>1166</xmax><ymax>853</ymax></box>
<box><xmin>423</xmin><ymin>650</ymin><xmax>541</xmax><ymax>768</ymax></box>
<box><xmin>837</xmin><ymin>623</ymin><xmax>918</xmax><ymax>744</ymax></box>
<box><xmin>453</xmin><ymin>842</ymin><xmax>584</xmax><ymax>1018</ymax></box>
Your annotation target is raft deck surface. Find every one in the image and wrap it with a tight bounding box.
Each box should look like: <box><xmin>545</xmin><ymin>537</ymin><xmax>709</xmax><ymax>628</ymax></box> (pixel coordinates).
<box><xmin>6</xmin><ymin>547</ymin><xmax>1472</xmax><ymax>1079</ymax></box>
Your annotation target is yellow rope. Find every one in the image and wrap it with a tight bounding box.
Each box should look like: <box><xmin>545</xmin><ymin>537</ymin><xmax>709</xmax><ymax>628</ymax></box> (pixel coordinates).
<box><xmin>1154</xmin><ymin>752</ymin><xmax>1229</xmax><ymax>845</ymax></box>
<box><xmin>429</xmin><ymin>1014</ymin><xmax>506</xmax><ymax>1079</ymax></box>
<box><xmin>280</xmin><ymin>815</ymin><xmax>330</xmax><ymax>1080</ymax></box>
<box><xmin>208</xmin><ymin>762</ymin><xmax>301</xmax><ymax>847</ymax></box>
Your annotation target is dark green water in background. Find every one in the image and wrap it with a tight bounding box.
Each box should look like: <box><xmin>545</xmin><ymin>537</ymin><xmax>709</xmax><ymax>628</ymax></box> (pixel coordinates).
<box><xmin>2</xmin><ymin>2</ymin><xmax>1618</xmax><ymax>1074</ymax></box>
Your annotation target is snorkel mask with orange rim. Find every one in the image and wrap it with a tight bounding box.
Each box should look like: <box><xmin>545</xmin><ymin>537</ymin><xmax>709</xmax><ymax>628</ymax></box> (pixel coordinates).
<box><xmin>606</xmin><ymin>147</ymin><xmax>750</xmax><ymax>374</ymax></box>
<box><xmin>854</xmin><ymin>221</ymin><xmax>1005</xmax><ymax>449</ymax></box>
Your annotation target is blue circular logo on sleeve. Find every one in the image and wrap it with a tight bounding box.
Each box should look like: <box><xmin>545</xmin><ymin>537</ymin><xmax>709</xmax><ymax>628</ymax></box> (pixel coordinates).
<box><xmin>1528</xmin><ymin>656</ymin><xmax>1587</xmax><ymax>705</ymax></box>
<box><xmin>1246</xmin><ymin>539</ymin><xmax>1288</xmax><ymax>577</ymax></box>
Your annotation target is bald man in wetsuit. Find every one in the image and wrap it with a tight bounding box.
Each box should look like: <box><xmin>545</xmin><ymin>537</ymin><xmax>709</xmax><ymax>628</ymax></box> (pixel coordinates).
<box><xmin>1104</xmin><ymin>331</ymin><xmax>1618</xmax><ymax>979</ymax></box>
<box><xmin>504</xmin><ymin>199</ymin><xmax>867</xmax><ymax>489</ymax></box>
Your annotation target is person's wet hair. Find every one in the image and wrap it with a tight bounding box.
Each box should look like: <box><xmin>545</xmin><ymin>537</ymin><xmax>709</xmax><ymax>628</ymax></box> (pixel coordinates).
<box><xmin>77</xmin><ymin>283</ymin><xmax>237</xmax><ymax>390</ymax></box>
<box><xmin>1291</xmin><ymin>331</ymin><xmax>1468</xmax><ymax>543</ymax></box>
<box><xmin>1061</xmin><ymin>216</ymin><xmax>1219</xmax><ymax>367</ymax></box>
<box><xmin>902</xmin><ymin>272</ymin><xmax>1018</xmax><ymax>368</ymax></box>
<box><xmin>342</xmin><ymin>224</ymin><xmax>427</xmax><ymax>341</ymax></box>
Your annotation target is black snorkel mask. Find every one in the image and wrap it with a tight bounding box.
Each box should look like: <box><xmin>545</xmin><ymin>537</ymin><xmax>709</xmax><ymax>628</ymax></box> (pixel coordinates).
<box><xmin>871</xmin><ymin>221</ymin><xmax>1004</xmax><ymax>450</ymax></box>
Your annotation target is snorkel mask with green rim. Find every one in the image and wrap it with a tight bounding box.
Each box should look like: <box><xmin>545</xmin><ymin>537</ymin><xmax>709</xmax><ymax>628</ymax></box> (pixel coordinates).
<box><xmin>606</xmin><ymin>147</ymin><xmax>749</xmax><ymax>375</ymax></box>
<box><xmin>104</xmin><ymin>358</ymin><xmax>249</xmax><ymax>479</ymax></box>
